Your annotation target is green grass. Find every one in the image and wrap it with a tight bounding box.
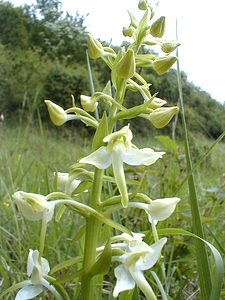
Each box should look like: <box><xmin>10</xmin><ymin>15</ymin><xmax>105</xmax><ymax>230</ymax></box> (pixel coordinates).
<box><xmin>0</xmin><ymin>123</ymin><xmax>224</xmax><ymax>299</ymax></box>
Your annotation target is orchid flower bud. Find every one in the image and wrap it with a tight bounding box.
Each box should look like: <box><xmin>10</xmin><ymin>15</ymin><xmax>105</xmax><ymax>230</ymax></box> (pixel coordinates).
<box><xmin>80</xmin><ymin>95</ymin><xmax>98</xmax><ymax>112</ymax></box>
<box><xmin>44</xmin><ymin>100</ymin><xmax>68</xmax><ymax>126</ymax></box>
<box><xmin>161</xmin><ymin>40</ymin><xmax>180</xmax><ymax>54</ymax></box>
<box><xmin>152</xmin><ymin>56</ymin><xmax>177</xmax><ymax>74</ymax></box>
<box><xmin>149</xmin><ymin>97</ymin><xmax>167</xmax><ymax>109</ymax></box>
<box><xmin>149</xmin><ymin>106</ymin><xmax>179</xmax><ymax>128</ymax></box>
<box><xmin>88</xmin><ymin>34</ymin><xmax>104</xmax><ymax>59</ymax></box>
<box><xmin>55</xmin><ymin>172</ymin><xmax>81</xmax><ymax>195</ymax></box>
<box><xmin>116</xmin><ymin>49</ymin><xmax>135</xmax><ymax>80</ymax></box>
<box><xmin>150</xmin><ymin>16</ymin><xmax>165</xmax><ymax>38</ymax></box>
<box><xmin>122</xmin><ymin>26</ymin><xmax>133</xmax><ymax>37</ymax></box>
<box><xmin>138</xmin><ymin>0</ymin><xmax>148</xmax><ymax>10</ymax></box>
<box><xmin>13</xmin><ymin>191</ymin><xmax>54</xmax><ymax>222</ymax></box>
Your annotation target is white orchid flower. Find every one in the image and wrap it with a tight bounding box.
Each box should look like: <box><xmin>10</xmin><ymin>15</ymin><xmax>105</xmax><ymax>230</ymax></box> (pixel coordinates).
<box><xmin>80</xmin><ymin>125</ymin><xmax>165</xmax><ymax>207</ymax></box>
<box><xmin>15</xmin><ymin>249</ymin><xmax>62</xmax><ymax>300</ymax></box>
<box><xmin>112</xmin><ymin>233</ymin><xmax>167</xmax><ymax>299</ymax></box>
<box><xmin>54</xmin><ymin>172</ymin><xmax>81</xmax><ymax>195</ymax></box>
<box><xmin>13</xmin><ymin>191</ymin><xmax>54</xmax><ymax>223</ymax></box>
<box><xmin>129</xmin><ymin>197</ymin><xmax>180</xmax><ymax>225</ymax></box>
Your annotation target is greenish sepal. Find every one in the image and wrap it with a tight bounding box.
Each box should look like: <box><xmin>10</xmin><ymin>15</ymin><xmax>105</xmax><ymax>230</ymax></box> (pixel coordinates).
<box><xmin>92</xmin><ymin>112</ymin><xmax>109</xmax><ymax>150</ymax></box>
<box><xmin>88</xmin><ymin>239</ymin><xmax>112</xmax><ymax>276</ymax></box>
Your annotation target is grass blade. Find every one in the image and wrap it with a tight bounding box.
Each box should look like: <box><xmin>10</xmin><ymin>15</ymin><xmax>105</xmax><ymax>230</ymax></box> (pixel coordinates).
<box><xmin>176</xmin><ymin>21</ymin><xmax>212</xmax><ymax>298</ymax></box>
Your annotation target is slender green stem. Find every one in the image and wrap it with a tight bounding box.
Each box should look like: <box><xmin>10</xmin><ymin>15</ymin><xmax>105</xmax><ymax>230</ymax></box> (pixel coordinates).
<box><xmin>39</xmin><ymin>214</ymin><xmax>48</xmax><ymax>258</ymax></box>
<box><xmin>80</xmin><ymin>168</ymin><xmax>104</xmax><ymax>300</ymax></box>
<box><xmin>176</xmin><ymin>27</ymin><xmax>212</xmax><ymax>298</ymax></box>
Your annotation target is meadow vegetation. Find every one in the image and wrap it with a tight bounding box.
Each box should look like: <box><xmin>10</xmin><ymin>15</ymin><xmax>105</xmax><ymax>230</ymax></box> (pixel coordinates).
<box><xmin>1</xmin><ymin>122</ymin><xmax>224</xmax><ymax>299</ymax></box>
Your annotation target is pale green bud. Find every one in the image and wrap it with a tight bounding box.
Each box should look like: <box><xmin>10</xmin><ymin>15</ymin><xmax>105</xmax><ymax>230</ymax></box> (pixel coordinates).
<box><xmin>44</xmin><ymin>100</ymin><xmax>68</xmax><ymax>126</ymax></box>
<box><xmin>88</xmin><ymin>34</ymin><xmax>104</xmax><ymax>59</ymax></box>
<box><xmin>80</xmin><ymin>95</ymin><xmax>98</xmax><ymax>112</ymax></box>
<box><xmin>149</xmin><ymin>97</ymin><xmax>167</xmax><ymax>109</ymax></box>
<box><xmin>138</xmin><ymin>0</ymin><xmax>148</xmax><ymax>10</ymax></box>
<box><xmin>122</xmin><ymin>26</ymin><xmax>133</xmax><ymax>37</ymax></box>
<box><xmin>149</xmin><ymin>106</ymin><xmax>179</xmax><ymax>128</ymax></box>
<box><xmin>54</xmin><ymin>172</ymin><xmax>81</xmax><ymax>195</ymax></box>
<box><xmin>161</xmin><ymin>40</ymin><xmax>180</xmax><ymax>54</ymax></box>
<box><xmin>116</xmin><ymin>49</ymin><xmax>135</xmax><ymax>80</ymax></box>
<box><xmin>13</xmin><ymin>191</ymin><xmax>54</xmax><ymax>221</ymax></box>
<box><xmin>152</xmin><ymin>56</ymin><xmax>177</xmax><ymax>74</ymax></box>
<box><xmin>150</xmin><ymin>16</ymin><xmax>165</xmax><ymax>38</ymax></box>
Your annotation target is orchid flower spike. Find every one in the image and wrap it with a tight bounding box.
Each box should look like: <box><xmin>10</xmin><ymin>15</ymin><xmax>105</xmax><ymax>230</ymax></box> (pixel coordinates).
<box><xmin>80</xmin><ymin>125</ymin><xmax>165</xmax><ymax>207</ymax></box>
<box><xmin>112</xmin><ymin>233</ymin><xmax>167</xmax><ymax>299</ymax></box>
<box><xmin>13</xmin><ymin>191</ymin><xmax>55</xmax><ymax>223</ymax></box>
<box><xmin>15</xmin><ymin>249</ymin><xmax>62</xmax><ymax>300</ymax></box>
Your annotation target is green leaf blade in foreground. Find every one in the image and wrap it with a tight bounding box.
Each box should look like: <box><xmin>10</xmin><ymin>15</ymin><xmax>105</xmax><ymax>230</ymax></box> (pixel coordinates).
<box><xmin>158</xmin><ymin>228</ymin><xmax>224</xmax><ymax>300</ymax></box>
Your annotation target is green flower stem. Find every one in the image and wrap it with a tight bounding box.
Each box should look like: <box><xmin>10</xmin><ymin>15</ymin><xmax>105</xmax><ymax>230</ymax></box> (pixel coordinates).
<box><xmin>151</xmin><ymin>221</ymin><xmax>159</xmax><ymax>242</ymax></box>
<box><xmin>80</xmin><ymin>168</ymin><xmax>104</xmax><ymax>300</ymax></box>
<box><xmin>39</xmin><ymin>213</ymin><xmax>48</xmax><ymax>258</ymax></box>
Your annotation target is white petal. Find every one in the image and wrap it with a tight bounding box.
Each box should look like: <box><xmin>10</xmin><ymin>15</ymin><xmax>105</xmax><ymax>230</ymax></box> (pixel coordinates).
<box><xmin>137</xmin><ymin>238</ymin><xmax>167</xmax><ymax>271</ymax></box>
<box><xmin>79</xmin><ymin>146</ymin><xmax>112</xmax><ymax>169</ymax></box>
<box><xmin>113</xmin><ymin>264</ymin><xmax>135</xmax><ymax>297</ymax></box>
<box><xmin>45</xmin><ymin>202</ymin><xmax>55</xmax><ymax>223</ymax></box>
<box><xmin>15</xmin><ymin>285</ymin><xmax>43</xmax><ymax>300</ymax></box>
<box><xmin>112</xmin><ymin>150</ymin><xmax>128</xmax><ymax>208</ymax></box>
<box><xmin>130</xmin><ymin>270</ymin><xmax>156</xmax><ymax>299</ymax></box>
<box><xmin>122</xmin><ymin>148</ymin><xmax>165</xmax><ymax>166</ymax></box>
<box><xmin>40</xmin><ymin>256</ymin><xmax>50</xmax><ymax>276</ymax></box>
<box><xmin>147</xmin><ymin>197</ymin><xmax>180</xmax><ymax>222</ymax></box>
<box><xmin>27</xmin><ymin>249</ymin><xmax>37</xmax><ymax>277</ymax></box>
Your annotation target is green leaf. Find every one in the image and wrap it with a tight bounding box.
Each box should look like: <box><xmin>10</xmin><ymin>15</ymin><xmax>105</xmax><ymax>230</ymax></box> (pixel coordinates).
<box><xmin>51</xmin><ymin>256</ymin><xmax>83</xmax><ymax>274</ymax></box>
<box><xmin>155</xmin><ymin>135</ymin><xmax>178</xmax><ymax>152</ymax></box>
<box><xmin>158</xmin><ymin>228</ymin><xmax>224</xmax><ymax>300</ymax></box>
<box><xmin>119</xmin><ymin>289</ymin><xmax>135</xmax><ymax>300</ymax></box>
<box><xmin>89</xmin><ymin>239</ymin><xmax>112</xmax><ymax>276</ymax></box>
